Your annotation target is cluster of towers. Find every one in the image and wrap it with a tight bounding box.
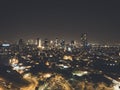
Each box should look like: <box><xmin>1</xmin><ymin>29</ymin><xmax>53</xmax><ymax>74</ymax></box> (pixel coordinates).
<box><xmin>18</xmin><ymin>33</ymin><xmax>88</xmax><ymax>50</ymax></box>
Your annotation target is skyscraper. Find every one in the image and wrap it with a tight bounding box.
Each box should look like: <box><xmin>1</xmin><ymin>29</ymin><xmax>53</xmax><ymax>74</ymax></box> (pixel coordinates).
<box><xmin>36</xmin><ymin>38</ymin><xmax>40</xmax><ymax>46</ymax></box>
<box><xmin>81</xmin><ymin>33</ymin><xmax>88</xmax><ymax>49</ymax></box>
<box><xmin>44</xmin><ymin>38</ymin><xmax>49</xmax><ymax>49</ymax></box>
<box><xmin>36</xmin><ymin>38</ymin><xmax>42</xmax><ymax>48</ymax></box>
<box><xmin>55</xmin><ymin>38</ymin><xmax>59</xmax><ymax>47</ymax></box>
<box><xmin>18</xmin><ymin>39</ymin><xmax>25</xmax><ymax>51</ymax></box>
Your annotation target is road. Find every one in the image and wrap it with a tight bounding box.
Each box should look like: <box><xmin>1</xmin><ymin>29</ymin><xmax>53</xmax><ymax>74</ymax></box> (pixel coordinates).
<box><xmin>104</xmin><ymin>74</ymin><xmax>120</xmax><ymax>90</ymax></box>
<box><xmin>20</xmin><ymin>75</ymin><xmax>38</xmax><ymax>90</ymax></box>
<box><xmin>38</xmin><ymin>74</ymin><xmax>73</xmax><ymax>90</ymax></box>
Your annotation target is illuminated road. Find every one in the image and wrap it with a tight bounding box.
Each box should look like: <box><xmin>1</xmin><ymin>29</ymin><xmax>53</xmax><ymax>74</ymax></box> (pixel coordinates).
<box><xmin>104</xmin><ymin>75</ymin><xmax>120</xmax><ymax>90</ymax></box>
<box><xmin>20</xmin><ymin>74</ymin><xmax>38</xmax><ymax>90</ymax></box>
<box><xmin>38</xmin><ymin>74</ymin><xmax>73</xmax><ymax>90</ymax></box>
<box><xmin>20</xmin><ymin>73</ymin><xmax>73</xmax><ymax>90</ymax></box>
<box><xmin>4</xmin><ymin>72</ymin><xmax>115</xmax><ymax>90</ymax></box>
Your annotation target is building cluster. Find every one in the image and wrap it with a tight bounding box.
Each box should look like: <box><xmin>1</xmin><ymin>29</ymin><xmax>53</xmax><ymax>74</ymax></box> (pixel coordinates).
<box><xmin>0</xmin><ymin>34</ymin><xmax>120</xmax><ymax>89</ymax></box>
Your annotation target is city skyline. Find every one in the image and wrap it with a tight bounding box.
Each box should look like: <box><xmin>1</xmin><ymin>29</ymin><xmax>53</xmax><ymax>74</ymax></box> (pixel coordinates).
<box><xmin>0</xmin><ymin>1</ymin><xmax>120</xmax><ymax>44</ymax></box>
<box><xmin>1</xmin><ymin>1</ymin><xmax>120</xmax><ymax>89</ymax></box>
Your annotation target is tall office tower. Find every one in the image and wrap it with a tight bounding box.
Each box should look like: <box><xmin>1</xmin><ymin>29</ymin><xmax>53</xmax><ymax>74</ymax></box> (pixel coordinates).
<box><xmin>55</xmin><ymin>38</ymin><xmax>59</xmax><ymax>47</ymax></box>
<box><xmin>36</xmin><ymin>38</ymin><xmax>42</xmax><ymax>48</ymax></box>
<box><xmin>36</xmin><ymin>38</ymin><xmax>40</xmax><ymax>46</ymax></box>
<box><xmin>81</xmin><ymin>33</ymin><xmax>88</xmax><ymax>49</ymax></box>
<box><xmin>60</xmin><ymin>40</ymin><xmax>65</xmax><ymax>48</ymax></box>
<box><xmin>18</xmin><ymin>39</ymin><xmax>24</xmax><ymax>45</ymax></box>
<box><xmin>38</xmin><ymin>39</ymin><xmax>42</xmax><ymax>48</ymax></box>
<box><xmin>18</xmin><ymin>39</ymin><xmax>24</xmax><ymax>51</ymax></box>
<box><xmin>44</xmin><ymin>38</ymin><xmax>49</xmax><ymax>48</ymax></box>
<box><xmin>70</xmin><ymin>40</ymin><xmax>77</xmax><ymax>49</ymax></box>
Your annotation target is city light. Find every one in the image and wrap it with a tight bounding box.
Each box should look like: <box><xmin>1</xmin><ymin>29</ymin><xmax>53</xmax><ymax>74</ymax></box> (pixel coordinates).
<box><xmin>0</xmin><ymin>36</ymin><xmax>119</xmax><ymax>90</ymax></box>
<box><xmin>63</xmin><ymin>55</ymin><xmax>72</xmax><ymax>60</ymax></box>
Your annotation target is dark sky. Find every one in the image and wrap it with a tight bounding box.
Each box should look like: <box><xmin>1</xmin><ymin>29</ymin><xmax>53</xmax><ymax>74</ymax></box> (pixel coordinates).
<box><xmin>0</xmin><ymin>0</ymin><xmax>120</xmax><ymax>44</ymax></box>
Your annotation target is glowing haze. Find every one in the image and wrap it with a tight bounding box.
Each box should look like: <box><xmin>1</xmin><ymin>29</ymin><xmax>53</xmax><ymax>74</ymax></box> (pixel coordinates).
<box><xmin>0</xmin><ymin>1</ymin><xmax>120</xmax><ymax>44</ymax></box>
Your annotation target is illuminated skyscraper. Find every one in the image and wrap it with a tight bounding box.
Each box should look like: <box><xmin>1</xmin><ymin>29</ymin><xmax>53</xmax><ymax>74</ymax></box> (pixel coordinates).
<box><xmin>44</xmin><ymin>38</ymin><xmax>49</xmax><ymax>49</ymax></box>
<box><xmin>81</xmin><ymin>33</ymin><xmax>88</xmax><ymax>49</ymax></box>
<box><xmin>36</xmin><ymin>38</ymin><xmax>42</xmax><ymax>48</ymax></box>
<box><xmin>60</xmin><ymin>40</ymin><xmax>65</xmax><ymax>48</ymax></box>
<box><xmin>55</xmin><ymin>38</ymin><xmax>59</xmax><ymax>47</ymax></box>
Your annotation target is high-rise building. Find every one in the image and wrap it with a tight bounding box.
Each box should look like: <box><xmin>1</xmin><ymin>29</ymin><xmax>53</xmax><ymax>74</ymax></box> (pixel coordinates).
<box><xmin>27</xmin><ymin>39</ymin><xmax>35</xmax><ymax>45</ymax></box>
<box><xmin>60</xmin><ymin>40</ymin><xmax>65</xmax><ymax>48</ymax></box>
<box><xmin>36</xmin><ymin>38</ymin><xmax>42</xmax><ymax>48</ymax></box>
<box><xmin>44</xmin><ymin>38</ymin><xmax>49</xmax><ymax>49</ymax></box>
<box><xmin>18</xmin><ymin>39</ymin><xmax>24</xmax><ymax>45</ymax></box>
<box><xmin>71</xmin><ymin>40</ymin><xmax>76</xmax><ymax>46</ymax></box>
<box><xmin>18</xmin><ymin>39</ymin><xmax>25</xmax><ymax>51</ymax></box>
<box><xmin>36</xmin><ymin>38</ymin><xmax>40</xmax><ymax>46</ymax></box>
<box><xmin>55</xmin><ymin>38</ymin><xmax>59</xmax><ymax>47</ymax></box>
<box><xmin>81</xmin><ymin>33</ymin><xmax>88</xmax><ymax>49</ymax></box>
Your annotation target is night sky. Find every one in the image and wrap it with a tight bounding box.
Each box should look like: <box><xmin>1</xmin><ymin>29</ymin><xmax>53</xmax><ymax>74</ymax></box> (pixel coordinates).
<box><xmin>0</xmin><ymin>1</ymin><xmax>120</xmax><ymax>44</ymax></box>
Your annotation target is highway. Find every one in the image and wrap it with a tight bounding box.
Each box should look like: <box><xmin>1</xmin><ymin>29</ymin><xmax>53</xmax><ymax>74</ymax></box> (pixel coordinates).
<box><xmin>20</xmin><ymin>74</ymin><xmax>38</xmax><ymax>90</ymax></box>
